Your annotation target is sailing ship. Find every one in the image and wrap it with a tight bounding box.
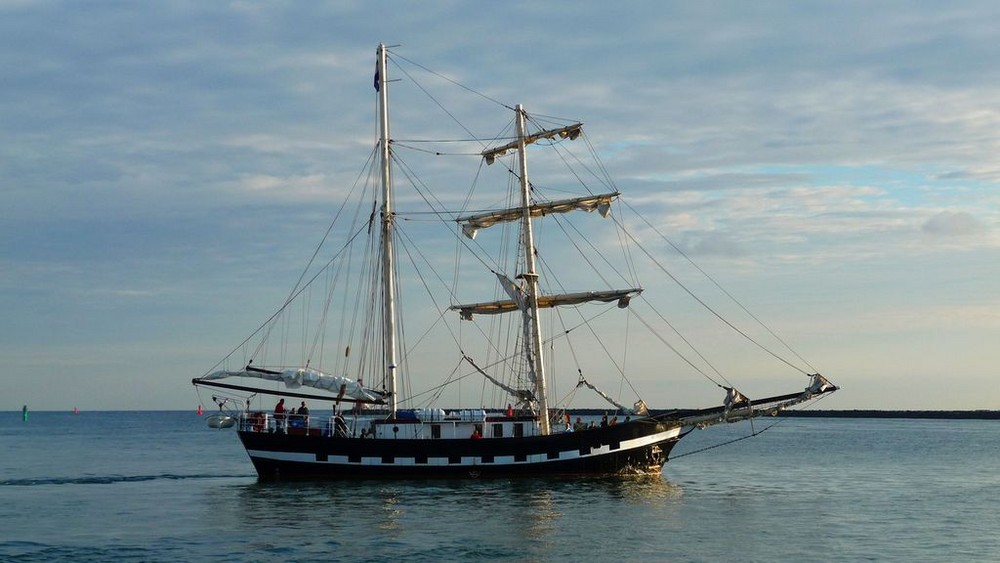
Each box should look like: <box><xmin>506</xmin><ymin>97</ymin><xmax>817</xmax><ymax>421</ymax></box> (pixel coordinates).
<box><xmin>192</xmin><ymin>44</ymin><xmax>837</xmax><ymax>479</ymax></box>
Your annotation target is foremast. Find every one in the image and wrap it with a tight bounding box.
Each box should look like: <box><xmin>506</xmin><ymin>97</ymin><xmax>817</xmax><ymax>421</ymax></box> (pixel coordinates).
<box><xmin>462</xmin><ymin>108</ymin><xmax>639</xmax><ymax>436</ymax></box>
<box><xmin>376</xmin><ymin>43</ymin><xmax>399</xmax><ymax>415</ymax></box>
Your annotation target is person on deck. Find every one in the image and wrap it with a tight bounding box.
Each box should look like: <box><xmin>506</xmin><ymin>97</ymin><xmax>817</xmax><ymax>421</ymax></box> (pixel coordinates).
<box><xmin>298</xmin><ymin>401</ymin><xmax>309</xmax><ymax>416</ymax></box>
<box><xmin>274</xmin><ymin>398</ymin><xmax>286</xmax><ymax>419</ymax></box>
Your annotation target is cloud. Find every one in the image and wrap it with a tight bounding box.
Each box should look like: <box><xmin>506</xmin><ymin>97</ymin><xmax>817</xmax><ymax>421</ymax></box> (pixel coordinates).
<box><xmin>921</xmin><ymin>211</ymin><xmax>984</xmax><ymax>236</ymax></box>
<box><xmin>935</xmin><ymin>168</ymin><xmax>1000</xmax><ymax>182</ymax></box>
<box><xmin>3</xmin><ymin>2</ymin><xmax>1000</xmax><ymax>410</ymax></box>
<box><xmin>681</xmin><ymin>231</ymin><xmax>745</xmax><ymax>257</ymax></box>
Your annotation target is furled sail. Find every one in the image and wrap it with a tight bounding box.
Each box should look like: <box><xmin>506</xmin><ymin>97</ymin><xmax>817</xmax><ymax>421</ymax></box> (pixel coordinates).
<box><xmin>806</xmin><ymin>373</ymin><xmax>835</xmax><ymax>396</ymax></box>
<box><xmin>481</xmin><ymin>122</ymin><xmax>584</xmax><ymax>165</ymax></box>
<box><xmin>458</xmin><ymin>192</ymin><xmax>619</xmax><ymax>239</ymax></box>
<box><xmin>576</xmin><ymin>377</ymin><xmax>633</xmax><ymax>413</ymax></box>
<box><xmin>199</xmin><ymin>367</ymin><xmax>385</xmax><ymax>402</ymax></box>
<box><xmin>452</xmin><ymin>286</ymin><xmax>642</xmax><ymax>319</ymax></box>
<box><xmin>462</xmin><ymin>355</ymin><xmax>536</xmax><ymax>405</ymax></box>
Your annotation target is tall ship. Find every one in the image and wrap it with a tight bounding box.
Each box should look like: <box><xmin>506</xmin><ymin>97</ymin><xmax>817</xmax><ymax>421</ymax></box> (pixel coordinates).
<box><xmin>193</xmin><ymin>44</ymin><xmax>837</xmax><ymax>479</ymax></box>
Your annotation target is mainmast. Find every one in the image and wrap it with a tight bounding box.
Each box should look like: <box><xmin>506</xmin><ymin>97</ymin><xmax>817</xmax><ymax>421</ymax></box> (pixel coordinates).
<box><xmin>376</xmin><ymin>43</ymin><xmax>398</xmax><ymax>414</ymax></box>
<box><xmin>460</xmin><ymin>108</ymin><xmax>632</xmax><ymax>434</ymax></box>
<box><xmin>514</xmin><ymin>105</ymin><xmax>551</xmax><ymax>435</ymax></box>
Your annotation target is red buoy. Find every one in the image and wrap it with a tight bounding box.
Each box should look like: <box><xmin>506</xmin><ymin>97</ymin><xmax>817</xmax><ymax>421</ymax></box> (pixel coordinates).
<box><xmin>197</xmin><ymin>404</ymin><xmax>203</xmax><ymax>415</ymax></box>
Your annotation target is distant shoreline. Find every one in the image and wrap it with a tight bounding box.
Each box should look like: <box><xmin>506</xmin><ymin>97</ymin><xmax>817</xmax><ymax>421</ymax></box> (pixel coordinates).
<box><xmin>6</xmin><ymin>409</ymin><xmax>1000</xmax><ymax>420</ymax></box>
<box><xmin>774</xmin><ymin>410</ymin><xmax>1000</xmax><ymax>420</ymax></box>
<box><xmin>647</xmin><ymin>409</ymin><xmax>1000</xmax><ymax>420</ymax></box>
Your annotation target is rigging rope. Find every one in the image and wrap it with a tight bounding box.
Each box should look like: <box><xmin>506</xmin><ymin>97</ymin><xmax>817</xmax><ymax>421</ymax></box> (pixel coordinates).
<box><xmin>611</xmin><ymin>209</ymin><xmax>810</xmax><ymax>376</ymax></box>
<box><xmin>668</xmin><ymin>428</ymin><xmax>765</xmax><ymax>460</ymax></box>
<box><xmin>389</xmin><ymin>51</ymin><xmax>514</xmax><ymax>112</ymax></box>
<box><xmin>619</xmin><ymin>197</ymin><xmax>818</xmax><ymax>375</ymax></box>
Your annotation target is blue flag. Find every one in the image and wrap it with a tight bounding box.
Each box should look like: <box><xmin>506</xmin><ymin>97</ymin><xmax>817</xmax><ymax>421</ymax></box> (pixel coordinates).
<box><xmin>374</xmin><ymin>64</ymin><xmax>380</xmax><ymax>91</ymax></box>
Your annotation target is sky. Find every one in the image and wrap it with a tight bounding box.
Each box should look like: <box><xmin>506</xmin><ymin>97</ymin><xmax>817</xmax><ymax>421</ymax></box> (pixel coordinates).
<box><xmin>2</xmin><ymin>1</ymin><xmax>998</xmax><ymax>411</ymax></box>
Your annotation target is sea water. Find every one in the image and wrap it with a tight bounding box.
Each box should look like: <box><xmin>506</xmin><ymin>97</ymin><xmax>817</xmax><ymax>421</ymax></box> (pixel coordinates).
<box><xmin>1</xmin><ymin>411</ymin><xmax>998</xmax><ymax>562</ymax></box>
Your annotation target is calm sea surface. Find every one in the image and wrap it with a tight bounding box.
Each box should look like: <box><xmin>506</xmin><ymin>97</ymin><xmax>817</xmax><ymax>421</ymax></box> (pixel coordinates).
<box><xmin>2</xmin><ymin>411</ymin><xmax>998</xmax><ymax>562</ymax></box>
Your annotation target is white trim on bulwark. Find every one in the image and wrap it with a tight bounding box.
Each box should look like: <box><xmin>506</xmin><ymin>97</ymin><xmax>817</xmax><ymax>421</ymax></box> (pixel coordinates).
<box><xmin>246</xmin><ymin>426</ymin><xmax>683</xmax><ymax>467</ymax></box>
<box><xmin>620</xmin><ymin>426</ymin><xmax>683</xmax><ymax>450</ymax></box>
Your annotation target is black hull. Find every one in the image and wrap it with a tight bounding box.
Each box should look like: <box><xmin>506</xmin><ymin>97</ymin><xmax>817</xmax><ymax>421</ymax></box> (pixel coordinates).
<box><xmin>237</xmin><ymin>418</ymin><xmax>686</xmax><ymax>479</ymax></box>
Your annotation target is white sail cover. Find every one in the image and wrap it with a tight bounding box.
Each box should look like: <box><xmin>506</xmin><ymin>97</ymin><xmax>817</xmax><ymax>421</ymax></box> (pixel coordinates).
<box><xmin>201</xmin><ymin>368</ymin><xmax>383</xmax><ymax>402</ymax></box>
<box><xmin>458</xmin><ymin>192</ymin><xmax>618</xmax><ymax>239</ymax></box>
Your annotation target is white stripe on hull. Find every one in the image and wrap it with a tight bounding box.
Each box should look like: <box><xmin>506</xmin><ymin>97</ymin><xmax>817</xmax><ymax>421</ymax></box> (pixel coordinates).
<box><xmin>246</xmin><ymin>425</ymin><xmax>683</xmax><ymax>468</ymax></box>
